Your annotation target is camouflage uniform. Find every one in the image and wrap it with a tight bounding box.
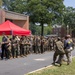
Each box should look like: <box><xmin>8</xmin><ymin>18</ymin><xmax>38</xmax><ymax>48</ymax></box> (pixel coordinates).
<box><xmin>11</xmin><ymin>36</ymin><xmax>18</xmax><ymax>58</ymax></box>
<box><xmin>44</xmin><ymin>38</ymin><xmax>48</xmax><ymax>51</ymax></box>
<box><xmin>52</xmin><ymin>37</ymin><xmax>65</xmax><ymax>66</ymax></box>
<box><xmin>19</xmin><ymin>36</ymin><xmax>25</xmax><ymax>57</ymax></box>
<box><xmin>41</xmin><ymin>37</ymin><xmax>45</xmax><ymax>53</ymax></box>
<box><xmin>43</xmin><ymin>39</ymin><xmax>46</xmax><ymax>52</ymax></box>
<box><xmin>15</xmin><ymin>36</ymin><xmax>20</xmax><ymax>57</ymax></box>
<box><xmin>48</xmin><ymin>37</ymin><xmax>51</xmax><ymax>51</ymax></box>
<box><xmin>6</xmin><ymin>38</ymin><xmax>11</xmax><ymax>59</ymax></box>
<box><xmin>24</xmin><ymin>37</ymin><xmax>30</xmax><ymax>55</ymax></box>
<box><xmin>33</xmin><ymin>36</ymin><xmax>37</xmax><ymax>53</ymax></box>
<box><xmin>29</xmin><ymin>37</ymin><xmax>33</xmax><ymax>53</ymax></box>
<box><xmin>36</xmin><ymin>37</ymin><xmax>41</xmax><ymax>53</ymax></box>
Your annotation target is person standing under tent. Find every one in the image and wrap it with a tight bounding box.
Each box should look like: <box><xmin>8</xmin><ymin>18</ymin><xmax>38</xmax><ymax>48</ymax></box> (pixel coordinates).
<box><xmin>1</xmin><ymin>33</ymin><xmax>10</xmax><ymax>60</ymax></box>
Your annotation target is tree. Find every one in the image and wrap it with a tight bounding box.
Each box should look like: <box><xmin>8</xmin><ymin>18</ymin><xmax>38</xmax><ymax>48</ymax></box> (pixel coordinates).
<box><xmin>25</xmin><ymin>0</ymin><xmax>65</xmax><ymax>36</ymax></box>
<box><xmin>29</xmin><ymin>22</ymin><xmax>42</xmax><ymax>35</ymax></box>
<box><xmin>44</xmin><ymin>25</ymin><xmax>52</xmax><ymax>35</ymax></box>
<box><xmin>64</xmin><ymin>7</ymin><xmax>75</xmax><ymax>25</ymax></box>
<box><xmin>0</xmin><ymin>0</ymin><xmax>3</xmax><ymax>8</ymax></box>
<box><xmin>7</xmin><ymin>0</ymin><xmax>27</xmax><ymax>13</ymax></box>
<box><xmin>2</xmin><ymin>0</ymin><xmax>25</xmax><ymax>13</ymax></box>
<box><xmin>2</xmin><ymin>0</ymin><xmax>65</xmax><ymax>36</ymax></box>
<box><xmin>2</xmin><ymin>0</ymin><xmax>12</xmax><ymax>10</ymax></box>
<box><xmin>63</xmin><ymin>7</ymin><xmax>75</xmax><ymax>35</ymax></box>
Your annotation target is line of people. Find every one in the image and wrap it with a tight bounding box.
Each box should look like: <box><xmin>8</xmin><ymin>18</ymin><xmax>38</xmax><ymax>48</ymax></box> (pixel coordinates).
<box><xmin>0</xmin><ymin>33</ymin><xmax>74</xmax><ymax>64</ymax></box>
<box><xmin>0</xmin><ymin>33</ymin><xmax>57</xmax><ymax>60</ymax></box>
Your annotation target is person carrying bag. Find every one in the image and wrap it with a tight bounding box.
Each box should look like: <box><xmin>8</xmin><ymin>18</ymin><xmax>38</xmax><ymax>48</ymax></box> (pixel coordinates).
<box><xmin>64</xmin><ymin>35</ymin><xmax>74</xmax><ymax>65</ymax></box>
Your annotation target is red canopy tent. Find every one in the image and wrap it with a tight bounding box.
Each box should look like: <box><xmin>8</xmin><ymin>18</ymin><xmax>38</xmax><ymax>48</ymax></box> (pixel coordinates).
<box><xmin>0</xmin><ymin>20</ymin><xmax>31</xmax><ymax>35</ymax></box>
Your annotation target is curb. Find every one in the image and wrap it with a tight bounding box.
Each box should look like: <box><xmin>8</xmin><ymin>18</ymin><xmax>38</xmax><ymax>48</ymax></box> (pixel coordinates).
<box><xmin>25</xmin><ymin>65</ymin><xmax>52</xmax><ymax>75</ymax></box>
<box><xmin>25</xmin><ymin>56</ymin><xmax>75</xmax><ymax>75</ymax></box>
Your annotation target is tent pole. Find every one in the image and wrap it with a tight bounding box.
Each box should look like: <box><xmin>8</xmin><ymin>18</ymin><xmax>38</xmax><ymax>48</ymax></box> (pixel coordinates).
<box><xmin>11</xmin><ymin>30</ymin><xmax>13</xmax><ymax>39</ymax></box>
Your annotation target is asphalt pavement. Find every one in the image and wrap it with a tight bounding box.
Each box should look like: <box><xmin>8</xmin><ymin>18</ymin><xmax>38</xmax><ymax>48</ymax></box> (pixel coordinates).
<box><xmin>0</xmin><ymin>50</ymin><xmax>75</xmax><ymax>75</ymax></box>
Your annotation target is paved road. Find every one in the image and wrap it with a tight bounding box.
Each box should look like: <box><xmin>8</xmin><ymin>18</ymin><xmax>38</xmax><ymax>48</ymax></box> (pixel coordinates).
<box><xmin>0</xmin><ymin>50</ymin><xmax>75</xmax><ymax>75</ymax></box>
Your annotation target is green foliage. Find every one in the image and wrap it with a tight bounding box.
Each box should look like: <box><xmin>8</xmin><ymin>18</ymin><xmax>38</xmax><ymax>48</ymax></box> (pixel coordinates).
<box><xmin>63</xmin><ymin>7</ymin><xmax>75</xmax><ymax>33</ymax></box>
<box><xmin>4</xmin><ymin>0</ymin><xmax>65</xmax><ymax>24</ymax></box>
<box><xmin>44</xmin><ymin>25</ymin><xmax>52</xmax><ymax>35</ymax></box>
<box><xmin>64</xmin><ymin>7</ymin><xmax>75</xmax><ymax>25</ymax></box>
<box><xmin>2</xmin><ymin>0</ymin><xmax>12</xmax><ymax>9</ymax></box>
<box><xmin>29</xmin><ymin>23</ymin><xmax>41</xmax><ymax>35</ymax></box>
<box><xmin>9</xmin><ymin>0</ymin><xmax>27</xmax><ymax>13</ymax></box>
<box><xmin>0</xmin><ymin>0</ymin><xmax>3</xmax><ymax>8</ymax></box>
<box><xmin>2</xmin><ymin>0</ymin><xmax>26</xmax><ymax>13</ymax></box>
<box><xmin>25</xmin><ymin>0</ymin><xmax>65</xmax><ymax>24</ymax></box>
<box><xmin>30</xmin><ymin>23</ymin><xmax>52</xmax><ymax>35</ymax></box>
<box><xmin>2</xmin><ymin>0</ymin><xmax>65</xmax><ymax>35</ymax></box>
<box><xmin>25</xmin><ymin>0</ymin><xmax>65</xmax><ymax>35</ymax></box>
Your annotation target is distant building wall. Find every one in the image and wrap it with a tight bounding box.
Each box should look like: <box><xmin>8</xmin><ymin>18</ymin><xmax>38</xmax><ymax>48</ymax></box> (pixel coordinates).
<box><xmin>13</xmin><ymin>20</ymin><xmax>29</xmax><ymax>29</ymax></box>
<box><xmin>0</xmin><ymin>9</ymin><xmax>5</xmax><ymax>23</ymax></box>
<box><xmin>52</xmin><ymin>26</ymin><xmax>66</xmax><ymax>37</ymax></box>
<box><xmin>0</xmin><ymin>9</ymin><xmax>29</xmax><ymax>30</ymax></box>
<box><xmin>61</xmin><ymin>27</ymin><xmax>66</xmax><ymax>37</ymax></box>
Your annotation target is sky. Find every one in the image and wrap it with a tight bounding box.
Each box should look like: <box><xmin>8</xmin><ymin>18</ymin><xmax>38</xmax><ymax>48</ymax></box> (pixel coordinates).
<box><xmin>64</xmin><ymin>0</ymin><xmax>75</xmax><ymax>8</ymax></box>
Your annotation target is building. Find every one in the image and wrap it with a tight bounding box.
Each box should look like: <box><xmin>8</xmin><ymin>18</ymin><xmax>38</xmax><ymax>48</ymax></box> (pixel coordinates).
<box><xmin>0</xmin><ymin>9</ymin><xmax>29</xmax><ymax>30</ymax></box>
<box><xmin>52</xmin><ymin>25</ymin><xmax>66</xmax><ymax>37</ymax></box>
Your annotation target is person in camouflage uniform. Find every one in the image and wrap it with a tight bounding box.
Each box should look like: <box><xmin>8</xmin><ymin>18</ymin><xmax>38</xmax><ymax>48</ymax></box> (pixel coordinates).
<box><xmin>44</xmin><ymin>38</ymin><xmax>48</xmax><ymax>52</ymax></box>
<box><xmin>11</xmin><ymin>35</ymin><xmax>18</xmax><ymax>58</ymax></box>
<box><xmin>19</xmin><ymin>36</ymin><xmax>25</xmax><ymax>57</ymax></box>
<box><xmin>41</xmin><ymin>36</ymin><xmax>45</xmax><ymax>53</ymax></box>
<box><xmin>53</xmin><ymin>37</ymin><xmax>57</xmax><ymax>51</ymax></box>
<box><xmin>48</xmin><ymin>37</ymin><xmax>51</xmax><ymax>51</ymax></box>
<box><xmin>36</xmin><ymin>36</ymin><xmax>41</xmax><ymax>53</ymax></box>
<box><xmin>29</xmin><ymin>36</ymin><xmax>34</xmax><ymax>53</ymax></box>
<box><xmin>5</xmin><ymin>36</ymin><xmax>11</xmax><ymax>59</ymax></box>
<box><xmin>15</xmin><ymin>35</ymin><xmax>20</xmax><ymax>57</ymax></box>
<box><xmin>24</xmin><ymin>37</ymin><xmax>31</xmax><ymax>55</ymax></box>
<box><xmin>52</xmin><ymin>37</ymin><xmax>65</xmax><ymax>66</ymax></box>
<box><xmin>33</xmin><ymin>36</ymin><xmax>37</xmax><ymax>53</ymax></box>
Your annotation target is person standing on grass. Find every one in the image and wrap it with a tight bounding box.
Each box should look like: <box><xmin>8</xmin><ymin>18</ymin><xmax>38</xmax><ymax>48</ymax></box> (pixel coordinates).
<box><xmin>52</xmin><ymin>37</ymin><xmax>65</xmax><ymax>66</ymax></box>
<box><xmin>64</xmin><ymin>35</ymin><xmax>74</xmax><ymax>65</ymax></box>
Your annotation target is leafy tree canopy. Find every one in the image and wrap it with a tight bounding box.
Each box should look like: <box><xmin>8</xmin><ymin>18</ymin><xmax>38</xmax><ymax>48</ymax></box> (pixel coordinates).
<box><xmin>25</xmin><ymin>0</ymin><xmax>65</xmax><ymax>24</ymax></box>
<box><xmin>3</xmin><ymin>0</ymin><xmax>65</xmax><ymax>25</ymax></box>
<box><xmin>0</xmin><ymin>0</ymin><xmax>3</xmax><ymax>8</ymax></box>
<box><xmin>64</xmin><ymin>7</ymin><xmax>75</xmax><ymax>27</ymax></box>
<box><xmin>2</xmin><ymin>0</ymin><xmax>65</xmax><ymax>35</ymax></box>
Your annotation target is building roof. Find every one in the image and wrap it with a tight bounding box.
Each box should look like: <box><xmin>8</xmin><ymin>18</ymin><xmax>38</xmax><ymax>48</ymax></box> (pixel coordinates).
<box><xmin>0</xmin><ymin>9</ymin><xmax>28</xmax><ymax>20</ymax></box>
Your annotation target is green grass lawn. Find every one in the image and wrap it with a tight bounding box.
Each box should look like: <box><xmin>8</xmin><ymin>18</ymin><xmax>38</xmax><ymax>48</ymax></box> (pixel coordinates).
<box><xmin>26</xmin><ymin>57</ymin><xmax>75</xmax><ymax>75</ymax></box>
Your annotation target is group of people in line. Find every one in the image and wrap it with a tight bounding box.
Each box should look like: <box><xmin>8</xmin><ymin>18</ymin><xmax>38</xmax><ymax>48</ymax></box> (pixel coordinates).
<box><xmin>0</xmin><ymin>33</ymin><xmax>57</xmax><ymax>60</ymax></box>
<box><xmin>0</xmin><ymin>33</ymin><xmax>74</xmax><ymax>67</ymax></box>
<box><xmin>52</xmin><ymin>35</ymin><xmax>74</xmax><ymax>66</ymax></box>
